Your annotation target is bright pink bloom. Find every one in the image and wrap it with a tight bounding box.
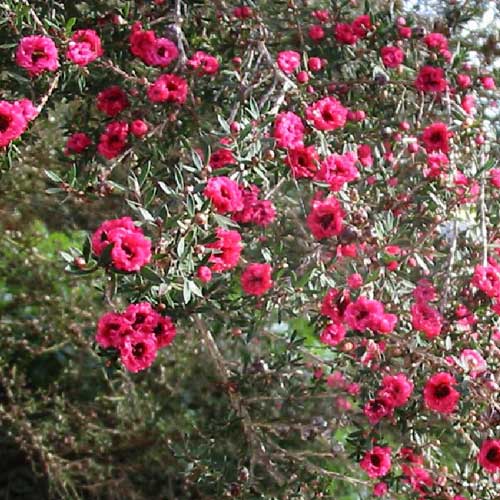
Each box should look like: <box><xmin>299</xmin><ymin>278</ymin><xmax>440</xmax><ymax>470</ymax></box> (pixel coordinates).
<box><xmin>129</xmin><ymin>25</ymin><xmax>156</xmax><ymax>63</ymax></box>
<box><xmin>305</xmin><ymin>97</ymin><xmax>348</xmax><ymax>131</ymax></box>
<box><xmin>478</xmin><ymin>439</ymin><xmax>500</xmax><ymax>473</ymax></box>
<box><xmin>403</xmin><ymin>465</ymin><xmax>433</xmax><ymax>495</ymax></box>
<box><xmin>130</xmin><ymin>119</ymin><xmax>149</xmax><ymax>137</ymax></box>
<box><xmin>421</xmin><ymin>122</ymin><xmax>451</xmax><ymax>153</ymax></box>
<box><xmin>461</xmin><ymin>94</ymin><xmax>476</xmax><ymax>115</ymax></box>
<box><xmin>347</xmin><ymin>273</ymin><xmax>363</xmax><ymax>289</ymax></box>
<box><xmin>277</xmin><ymin>51</ymin><xmax>301</xmax><ymax>74</ymax></box>
<box><xmin>352</xmin><ymin>15</ymin><xmax>371</xmax><ymax>37</ymax></box>
<box><xmin>360</xmin><ymin>446</ymin><xmax>392</xmax><ymax>478</ymax></box>
<box><xmin>66</xmin><ymin>29</ymin><xmax>103</xmax><ymax>66</ymax></box>
<box><xmin>307</xmin><ymin>196</ymin><xmax>345</xmax><ymax>240</ymax></box>
<box><xmin>412</xmin><ymin>279</ymin><xmax>437</xmax><ymax>302</ymax></box>
<box><xmin>424</xmin><ymin>152</ymin><xmax>449</xmax><ymax>179</ymax></box>
<box><xmin>110</xmin><ymin>229</ymin><xmax>152</xmax><ymax>272</ymax></box>
<box><xmin>232</xmin><ymin>185</ymin><xmax>276</xmax><ymax>227</ymax></box>
<box><xmin>357</xmin><ymin>144</ymin><xmax>373</xmax><ymax>167</ymax></box>
<box><xmin>197</xmin><ymin>265</ymin><xmax>212</xmax><ymax>283</ymax></box>
<box><xmin>456</xmin><ymin>74</ymin><xmax>472</xmax><ymax>88</ymax></box>
<box><xmin>0</xmin><ymin>100</ymin><xmax>28</xmax><ymax>147</ymax></box>
<box><xmin>96</xmin><ymin>312</ymin><xmax>131</xmax><ymax>348</ymax></box>
<box><xmin>188</xmin><ymin>51</ymin><xmax>219</xmax><ymax>75</ymax></box>
<box><xmin>65</xmin><ymin>132</ymin><xmax>92</xmax><ymax>155</ymax></box>
<box><xmin>424</xmin><ymin>33</ymin><xmax>448</xmax><ymax>51</ymax></box>
<box><xmin>480</xmin><ymin>76</ymin><xmax>495</xmax><ymax>90</ymax></box>
<box><xmin>241</xmin><ymin>263</ymin><xmax>273</xmax><ymax>296</ymax></box>
<box><xmin>285</xmin><ymin>146</ymin><xmax>319</xmax><ymax>179</ymax></box>
<box><xmin>96</xmin><ymin>86</ymin><xmax>129</xmax><ymax>117</ymax></box>
<box><xmin>119</xmin><ymin>330</ymin><xmax>157</xmax><ymax>373</ymax></box>
<box><xmin>207</xmin><ymin>228</ymin><xmax>242</xmax><ymax>272</ymax></box>
<box><xmin>149</xmin><ymin>37</ymin><xmax>178</xmax><ymax>67</ymax></box>
<box><xmin>13</xmin><ymin>99</ymin><xmax>38</xmax><ymax>122</ymax></box>
<box><xmin>415</xmin><ymin>66</ymin><xmax>447</xmax><ymax>93</ymax></box>
<box><xmin>145</xmin><ymin>312</ymin><xmax>176</xmax><ymax>349</ymax></box>
<box><xmin>16</xmin><ymin>35</ymin><xmax>59</xmax><ymax>76</ymax></box>
<box><xmin>97</xmin><ymin>121</ymin><xmax>129</xmax><ymax>159</ymax></box>
<box><xmin>378</xmin><ymin>373</ymin><xmax>414</xmax><ymax>407</ymax></box>
<box><xmin>312</xmin><ymin>9</ymin><xmax>329</xmax><ymax>23</ymax></box>
<box><xmin>411</xmin><ymin>301</ymin><xmax>443</xmax><ymax>339</ymax></box>
<box><xmin>320</xmin><ymin>323</ymin><xmax>346</xmax><ymax>346</ymax></box>
<box><xmin>398</xmin><ymin>26</ymin><xmax>412</xmax><ymax>38</ymax></box>
<box><xmin>344</xmin><ymin>296</ymin><xmax>397</xmax><ymax>334</ymax></box>
<box><xmin>204</xmin><ymin>176</ymin><xmax>243</xmax><ymax>214</ymax></box>
<box><xmin>147</xmin><ymin>74</ymin><xmax>188</xmax><ymax>104</ymax></box>
<box><xmin>423</xmin><ymin>372</ymin><xmax>460</xmax><ymax>414</ymax></box>
<box><xmin>320</xmin><ymin>288</ymin><xmax>350</xmax><ymax>322</ymax></box>
<box><xmin>308</xmin><ymin>57</ymin><xmax>323</xmax><ymax>72</ymax></box>
<box><xmin>273</xmin><ymin>112</ymin><xmax>304</xmax><ymax>149</ymax></box>
<box><xmin>373</xmin><ymin>482</ymin><xmax>388</xmax><ymax>497</ymax></box>
<box><xmin>315</xmin><ymin>152</ymin><xmax>359</xmax><ymax>191</ymax></box>
<box><xmin>471</xmin><ymin>264</ymin><xmax>500</xmax><ymax>297</ymax></box>
<box><xmin>363</xmin><ymin>396</ymin><xmax>394</xmax><ymax>424</ymax></box>
<box><xmin>210</xmin><ymin>148</ymin><xmax>236</xmax><ymax>169</ymax></box>
<box><xmin>123</xmin><ymin>302</ymin><xmax>154</xmax><ymax>328</ymax></box>
<box><xmin>380</xmin><ymin>46</ymin><xmax>404</xmax><ymax>68</ymax></box>
<box><xmin>233</xmin><ymin>6</ymin><xmax>253</xmax><ymax>19</ymax></box>
<box><xmin>91</xmin><ymin>217</ymin><xmax>141</xmax><ymax>256</ymax></box>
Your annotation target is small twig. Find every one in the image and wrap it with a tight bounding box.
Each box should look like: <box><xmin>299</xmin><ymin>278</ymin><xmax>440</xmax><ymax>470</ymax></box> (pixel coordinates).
<box><xmin>37</xmin><ymin>73</ymin><xmax>60</xmax><ymax>113</ymax></box>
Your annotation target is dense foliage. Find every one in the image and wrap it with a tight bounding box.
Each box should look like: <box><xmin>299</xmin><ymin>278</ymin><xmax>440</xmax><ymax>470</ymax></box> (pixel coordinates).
<box><xmin>0</xmin><ymin>0</ymin><xmax>499</xmax><ymax>498</ymax></box>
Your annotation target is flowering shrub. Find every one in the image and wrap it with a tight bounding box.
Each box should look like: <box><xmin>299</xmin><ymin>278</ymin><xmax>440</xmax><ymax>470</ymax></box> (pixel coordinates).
<box><xmin>1</xmin><ymin>0</ymin><xmax>499</xmax><ymax>498</ymax></box>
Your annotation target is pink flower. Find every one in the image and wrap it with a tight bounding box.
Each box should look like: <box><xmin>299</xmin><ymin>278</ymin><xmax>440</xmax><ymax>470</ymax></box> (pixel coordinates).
<box><xmin>320</xmin><ymin>323</ymin><xmax>346</xmax><ymax>346</ymax></box>
<box><xmin>411</xmin><ymin>301</ymin><xmax>443</xmax><ymax>339</ymax></box>
<box><xmin>480</xmin><ymin>76</ymin><xmax>495</xmax><ymax>90</ymax></box>
<box><xmin>312</xmin><ymin>10</ymin><xmax>329</xmax><ymax>23</ymax></box>
<box><xmin>123</xmin><ymin>302</ymin><xmax>154</xmax><ymax>328</ymax></box>
<box><xmin>373</xmin><ymin>482</ymin><xmax>388</xmax><ymax>497</ymax></box>
<box><xmin>66</xmin><ymin>29</ymin><xmax>103</xmax><ymax>66</ymax></box>
<box><xmin>96</xmin><ymin>86</ymin><xmax>129</xmax><ymax>117</ymax></box>
<box><xmin>110</xmin><ymin>229</ymin><xmax>152</xmax><ymax>272</ymax></box>
<box><xmin>305</xmin><ymin>97</ymin><xmax>348</xmax><ymax>131</ymax></box>
<box><xmin>241</xmin><ymin>263</ymin><xmax>273</xmax><ymax>296</ymax></box>
<box><xmin>424</xmin><ymin>153</ymin><xmax>449</xmax><ymax>179</ymax></box>
<box><xmin>13</xmin><ymin>98</ymin><xmax>39</xmax><ymax>122</ymax></box>
<box><xmin>423</xmin><ymin>372</ymin><xmax>460</xmax><ymax>414</ymax></box>
<box><xmin>315</xmin><ymin>152</ymin><xmax>359</xmax><ymax>191</ymax></box>
<box><xmin>91</xmin><ymin>217</ymin><xmax>141</xmax><ymax>256</ymax></box>
<box><xmin>130</xmin><ymin>119</ymin><xmax>149</xmax><ymax>138</ymax></box>
<box><xmin>232</xmin><ymin>185</ymin><xmax>276</xmax><ymax>227</ymax></box>
<box><xmin>456</xmin><ymin>74</ymin><xmax>472</xmax><ymax>88</ymax></box>
<box><xmin>320</xmin><ymin>288</ymin><xmax>350</xmax><ymax>322</ymax></box>
<box><xmin>129</xmin><ymin>24</ymin><xmax>156</xmax><ymax>63</ymax></box>
<box><xmin>147</xmin><ymin>74</ymin><xmax>188</xmax><ymax>104</ymax></box>
<box><xmin>378</xmin><ymin>373</ymin><xmax>414</xmax><ymax>407</ymax></box>
<box><xmin>285</xmin><ymin>146</ymin><xmax>319</xmax><ymax>179</ymax></box>
<box><xmin>204</xmin><ymin>176</ymin><xmax>243</xmax><ymax>214</ymax></box>
<box><xmin>277</xmin><ymin>51</ymin><xmax>301</xmax><ymax>74</ymax></box>
<box><xmin>119</xmin><ymin>330</ymin><xmax>158</xmax><ymax>373</ymax></box>
<box><xmin>149</xmin><ymin>37</ymin><xmax>178</xmax><ymax>67</ymax></box>
<box><xmin>403</xmin><ymin>465</ymin><xmax>433</xmax><ymax>494</ymax></box>
<box><xmin>209</xmin><ymin>148</ymin><xmax>236</xmax><ymax>169</ymax></box>
<box><xmin>307</xmin><ymin>196</ymin><xmax>345</xmax><ymax>240</ymax></box>
<box><xmin>97</xmin><ymin>121</ymin><xmax>129</xmax><ymax>159</ymax></box>
<box><xmin>197</xmin><ymin>265</ymin><xmax>212</xmax><ymax>283</ymax></box>
<box><xmin>471</xmin><ymin>264</ymin><xmax>500</xmax><ymax>297</ymax></box>
<box><xmin>233</xmin><ymin>6</ymin><xmax>253</xmax><ymax>19</ymax></box>
<box><xmin>0</xmin><ymin>100</ymin><xmax>28</xmax><ymax>147</ymax></box>
<box><xmin>344</xmin><ymin>296</ymin><xmax>397</xmax><ymax>334</ymax></box>
<box><xmin>424</xmin><ymin>33</ymin><xmax>448</xmax><ymax>51</ymax></box>
<box><xmin>308</xmin><ymin>57</ymin><xmax>323</xmax><ymax>72</ymax></box>
<box><xmin>421</xmin><ymin>122</ymin><xmax>451</xmax><ymax>153</ymax></box>
<box><xmin>273</xmin><ymin>112</ymin><xmax>304</xmax><ymax>149</ymax></box>
<box><xmin>380</xmin><ymin>46</ymin><xmax>405</xmax><ymax>68</ymax></box>
<box><xmin>143</xmin><ymin>311</ymin><xmax>176</xmax><ymax>349</ymax></box>
<box><xmin>478</xmin><ymin>439</ymin><xmax>500</xmax><ymax>473</ymax></box>
<box><xmin>65</xmin><ymin>132</ymin><xmax>92</xmax><ymax>155</ymax></box>
<box><xmin>360</xmin><ymin>446</ymin><xmax>392</xmax><ymax>478</ymax></box>
<box><xmin>207</xmin><ymin>228</ymin><xmax>242</xmax><ymax>272</ymax></box>
<box><xmin>415</xmin><ymin>66</ymin><xmax>447</xmax><ymax>93</ymax></box>
<box><xmin>461</xmin><ymin>94</ymin><xmax>476</xmax><ymax>115</ymax></box>
<box><xmin>363</xmin><ymin>396</ymin><xmax>394</xmax><ymax>424</ymax></box>
<box><xmin>334</xmin><ymin>23</ymin><xmax>358</xmax><ymax>45</ymax></box>
<box><xmin>352</xmin><ymin>15</ymin><xmax>371</xmax><ymax>37</ymax></box>
<box><xmin>96</xmin><ymin>312</ymin><xmax>131</xmax><ymax>348</ymax></box>
<box><xmin>347</xmin><ymin>273</ymin><xmax>363</xmax><ymax>288</ymax></box>
<box><xmin>398</xmin><ymin>26</ymin><xmax>412</xmax><ymax>38</ymax></box>
<box><xmin>16</xmin><ymin>35</ymin><xmax>59</xmax><ymax>76</ymax></box>
<box><xmin>460</xmin><ymin>349</ymin><xmax>487</xmax><ymax>377</ymax></box>
<box><xmin>188</xmin><ymin>51</ymin><xmax>219</xmax><ymax>75</ymax></box>
<box><xmin>413</xmin><ymin>279</ymin><xmax>437</xmax><ymax>302</ymax></box>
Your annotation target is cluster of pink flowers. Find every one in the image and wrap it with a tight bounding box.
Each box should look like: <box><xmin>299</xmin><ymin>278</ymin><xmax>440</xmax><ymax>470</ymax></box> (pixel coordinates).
<box><xmin>91</xmin><ymin>217</ymin><xmax>151</xmax><ymax>272</ymax></box>
<box><xmin>411</xmin><ymin>280</ymin><xmax>443</xmax><ymax>339</ymax></box>
<box><xmin>0</xmin><ymin>98</ymin><xmax>39</xmax><ymax>148</ymax></box>
<box><xmin>334</xmin><ymin>14</ymin><xmax>371</xmax><ymax>45</ymax></box>
<box><xmin>96</xmin><ymin>301</ymin><xmax>176</xmax><ymax>372</ymax></box>
<box><xmin>129</xmin><ymin>22</ymin><xmax>178</xmax><ymax>67</ymax></box>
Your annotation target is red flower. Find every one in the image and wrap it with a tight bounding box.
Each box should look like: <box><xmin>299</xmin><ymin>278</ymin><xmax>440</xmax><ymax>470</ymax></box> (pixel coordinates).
<box><xmin>378</xmin><ymin>373</ymin><xmax>414</xmax><ymax>407</ymax></box>
<box><xmin>232</xmin><ymin>185</ymin><xmax>276</xmax><ymax>227</ymax></box>
<box><xmin>320</xmin><ymin>288</ymin><xmax>351</xmax><ymax>322</ymax></box>
<box><xmin>210</xmin><ymin>148</ymin><xmax>236</xmax><ymax>169</ymax></box>
<box><xmin>285</xmin><ymin>146</ymin><xmax>319</xmax><ymax>179</ymax></box>
<box><xmin>307</xmin><ymin>196</ymin><xmax>345</xmax><ymax>240</ymax></box>
<box><xmin>96</xmin><ymin>86</ymin><xmax>129</xmax><ymax>117</ymax></box>
<box><xmin>16</xmin><ymin>35</ymin><xmax>59</xmax><ymax>76</ymax></box>
<box><xmin>478</xmin><ymin>439</ymin><xmax>500</xmax><ymax>474</ymax></box>
<box><xmin>96</xmin><ymin>312</ymin><xmax>131</xmax><ymax>348</ymax></box>
<box><xmin>415</xmin><ymin>66</ymin><xmax>447</xmax><ymax>93</ymax></box>
<box><xmin>147</xmin><ymin>74</ymin><xmax>188</xmax><ymax>104</ymax></box>
<box><xmin>320</xmin><ymin>322</ymin><xmax>346</xmax><ymax>346</ymax></box>
<box><xmin>308</xmin><ymin>25</ymin><xmax>325</xmax><ymax>42</ymax></box>
<box><xmin>423</xmin><ymin>372</ymin><xmax>460</xmax><ymax>414</ymax></box>
<box><xmin>187</xmin><ymin>51</ymin><xmax>219</xmax><ymax>75</ymax></box>
<box><xmin>411</xmin><ymin>301</ymin><xmax>443</xmax><ymax>339</ymax></box>
<box><xmin>360</xmin><ymin>446</ymin><xmax>392</xmax><ymax>478</ymax></box>
<box><xmin>130</xmin><ymin>119</ymin><xmax>149</xmax><ymax>138</ymax></box>
<box><xmin>97</xmin><ymin>121</ymin><xmax>129</xmax><ymax>159</ymax></box>
<box><xmin>241</xmin><ymin>263</ymin><xmax>273</xmax><ymax>296</ymax></box>
<box><xmin>471</xmin><ymin>264</ymin><xmax>500</xmax><ymax>297</ymax></box>
<box><xmin>352</xmin><ymin>14</ymin><xmax>371</xmax><ymax>37</ymax></box>
<box><xmin>66</xmin><ymin>29</ymin><xmax>103</xmax><ymax>66</ymax></box>
<box><xmin>380</xmin><ymin>46</ymin><xmax>405</xmax><ymax>68</ymax></box>
<box><xmin>315</xmin><ymin>152</ymin><xmax>359</xmax><ymax>191</ymax></box>
<box><xmin>357</xmin><ymin>144</ymin><xmax>373</xmax><ymax>167</ymax></box>
<box><xmin>0</xmin><ymin>100</ymin><xmax>28</xmax><ymax>148</ymax></box>
<box><xmin>334</xmin><ymin>23</ymin><xmax>358</xmax><ymax>45</ymax></box>
<box><xmin>110</xmin><ymin>229</ymin><xmax>152</xmax><ymax>272</ymax></box>
<box><xmin>207</xmin><ymin>228</ymin><xmax>242</xmax><ymax>272</ymax></box>
<box><xmin>305</xmin><ymin>97</ymin><xmax>348</xmax><ymax>131</ymax></box>
<box><xmin>363</xmin><ymin>396</ymin><xmax>394</xmax><ymax>424</ymax></box>
<box><xmin>424</xmin><ymin>33</ymin><xmax>448</xmax><ymax>51</ymax></box>
<box><xmin>421</xmin><ymin>122</ymin><xmax>451</xmax><ymax>154</ymax></box>
<box><xmin>91</xmin><ymin>217</ymin><xmax>141</xmax><ymax>256</ymax></box>
<box><xmin>344</xmin><ymin>296</ymin><xmax>397</xmax><ymax>334</ymax></box>
<box><xmin>65</xmin><ymin>132</ymin><xmax>92</xmax><ymax>155</ymax></box>
<box><xmin>204</xmin><ymin>176</ymin><xmax>243</xmax><ymax>214</ymax></box>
